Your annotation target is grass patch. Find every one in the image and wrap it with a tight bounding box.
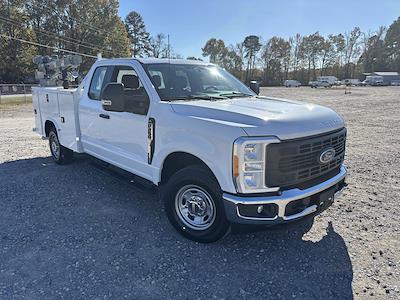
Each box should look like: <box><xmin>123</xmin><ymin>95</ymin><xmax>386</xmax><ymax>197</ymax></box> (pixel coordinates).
<box><xmin>0</xmin><ymin>95</ymin><xmax>32</xmax><ymax>104</ymax></box>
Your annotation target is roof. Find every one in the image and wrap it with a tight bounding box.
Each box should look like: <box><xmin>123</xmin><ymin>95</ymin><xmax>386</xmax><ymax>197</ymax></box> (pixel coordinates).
<box><xmin>93</xmin><ymin>58</ymin><xmax>215</xmax><ymax>70</ymax></box>
<box><xmin>372</xmin><ymin>72</ymin><xmax>399</xmax><ymax>76</ymax></box>
<box><xmin>135</xmin><ymin>57</ymin><xmax>212</xmax><ymax>66</ymax></box>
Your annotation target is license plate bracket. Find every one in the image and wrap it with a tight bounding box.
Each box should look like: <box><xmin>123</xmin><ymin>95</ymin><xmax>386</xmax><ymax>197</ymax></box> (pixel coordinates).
<box><xmin>318</xmin><ymin>186</ymin><xmax>336</xmax><ymax>210</ymax></box>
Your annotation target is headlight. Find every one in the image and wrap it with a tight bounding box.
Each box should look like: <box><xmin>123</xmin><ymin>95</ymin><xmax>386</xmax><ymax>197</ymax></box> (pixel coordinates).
<box><xmin>233</xmin><ymin>137</ymin><xmax>280</xmax><ymax>194</ymax></box>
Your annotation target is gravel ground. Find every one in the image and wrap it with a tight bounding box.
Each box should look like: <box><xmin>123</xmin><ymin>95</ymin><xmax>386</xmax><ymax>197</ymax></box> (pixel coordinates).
<box><xmin>0</xmin><ymin>86</ymin><xmax>399</xmax><ymax>299</ymax></box>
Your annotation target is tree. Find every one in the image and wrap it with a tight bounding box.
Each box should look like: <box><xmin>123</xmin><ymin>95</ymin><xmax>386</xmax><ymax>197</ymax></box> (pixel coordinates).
<box><xmin>261</xmin><ymin>37</ymin><xmax>291</xmax><ymax>85</ymax></box>
<box><xmin>299</xmin><ymin>32</ymin><xmax>324</xmax><ymax>81</ymax></box>
<box><xmin>343</xmin><ymin>27</ymin><xmax>362</xmax><ymax>77</ymax></box>
<box><xmin>221</xmin><ymin>49</ymin><xmax>242</xmax><ymax>78</ymax></box>
<box><xmin>319</xmin><ymin>38</ymin><xmax>335</xmax><ymax>76</ymax></box>
<box><xmin>227</xmin><ymin>43</ymin><xmax>245</xmax><ymax>80</ymax></box>
<box><xmin>0</xmin><ymin>0</ymin><xmax>37</xmax><ymax>83</ymax></box>
<box><xmin>359</xmin><ymin>27</ymin><xmax>386</xmax><ymax>73</ymax></box>
<box><xmin>125</xmin><ymin>11</ymin><xmax>151</xmax><ymax>57</ymax></box>
<box><xmin>243</xmin><ymin>35</ymin><xmax>261</xmax><ymax>82</ymax></box>
<box><xmin>289</xmin><ymin>34</ymin><xmax>303</xmax><ymax>81</ymax></box>
<box><xmin>0</xmin><ymin>0</ymin><xmax>131</xmax><ymax>82</ymax></box>
<box><xmin>201</xmin><ymin>38</ymin><xmax>243</xmax><ymax>78</ymax></box>
<box><xmin>150</xmin><ymin>33</ymin><xmax>167</xmax><ymax>58</ymax></box>
<box><xmin>384</xmin><ymin>17</ymin><xmax>400</xmax><ymax>71</ymax></box>
<box><xmin>202</xmin><ymin>38</ymin><xmax>226</xmax><ymax>64</ymax></box>
<box><xmin>32</xmin><ymin>0</ymin><xmax>130</xmax><ymax>68</ymax></box>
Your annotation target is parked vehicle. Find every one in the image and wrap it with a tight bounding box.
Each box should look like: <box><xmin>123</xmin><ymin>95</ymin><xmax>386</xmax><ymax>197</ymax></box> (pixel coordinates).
<box><xmin>391</xmin><ymin>80</ymin><xmax>400</xmax><ymax>86</ymax></box>
<box><xmin>32</xmin><ymin>58</ymin><xmax>348</xmax><ymax>243</ymax></box>
<box><xmin>342</xmin><ymin>79</ymin><xmax>361</xmax><ymax>86</ymax></box>
<box><xmin>317</xmin><ymin>76</ymin><xmax>338</xmax><ymax>85</ymax></box>
<box><xmin>362</xmin><ymin>75</ymin><xmax>385</xmax><ymax>86</ymax></box>
<box><xmin>309</xmin><ymin>80</ymin><xmax>332</xmax><ymax>88</ymax></box>
<box><xmin>284</xmin><ymin>80</ymin><xmax>301</xmax><ymax>87</ymax></box>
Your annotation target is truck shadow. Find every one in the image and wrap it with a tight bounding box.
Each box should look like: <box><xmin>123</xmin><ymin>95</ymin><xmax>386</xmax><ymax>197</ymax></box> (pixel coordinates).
<box><xmin>0</xmin><ymin>156</ymin><xmax>353</xmax><ymax>299</ymax></box>
<box><xmin>227</xmin><ymin>218</ymin><xmax>354</xmax><ymax>299</ymax></box>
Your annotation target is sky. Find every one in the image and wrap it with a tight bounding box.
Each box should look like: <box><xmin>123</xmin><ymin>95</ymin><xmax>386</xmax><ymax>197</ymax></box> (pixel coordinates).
<box><xmin>119</xmin><ymin>0</ymin><xmax>400</xmax><ymax>59</ymax></box>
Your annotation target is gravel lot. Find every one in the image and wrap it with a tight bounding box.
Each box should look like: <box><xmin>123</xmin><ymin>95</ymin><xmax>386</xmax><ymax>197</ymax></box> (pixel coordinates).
<box><xmin>0</xmin><ymin>86</ymin><xmax>399</xmax><ymax>299</ymax></box>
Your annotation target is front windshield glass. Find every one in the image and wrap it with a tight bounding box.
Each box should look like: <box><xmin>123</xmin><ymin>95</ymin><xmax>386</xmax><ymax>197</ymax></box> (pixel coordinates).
<box><xmin>143</xmin><ymin>63</ymin><xmax>255</xmax><ymax>101</ymax></box>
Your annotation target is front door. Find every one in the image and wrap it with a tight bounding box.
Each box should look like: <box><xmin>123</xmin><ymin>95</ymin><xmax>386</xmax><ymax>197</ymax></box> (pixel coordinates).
<box><xmin>79</xmin><ymin>62</ymin><xmax>152</xmax><ymax>181</ymax></box>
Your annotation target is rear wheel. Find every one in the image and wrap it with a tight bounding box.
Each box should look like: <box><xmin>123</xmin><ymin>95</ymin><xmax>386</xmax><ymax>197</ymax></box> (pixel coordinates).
<box><xmin>161</xmin><ymin>165</ymin><xmax>230</xmax><ymax>243</ymax></box>
<box><xmin>49</xmin><ymin>128</ymin><xmax>73</xmax><ymax>164</ymax></box>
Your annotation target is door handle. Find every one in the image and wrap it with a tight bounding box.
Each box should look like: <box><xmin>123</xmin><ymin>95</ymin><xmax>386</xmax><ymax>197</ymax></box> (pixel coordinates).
<box><xmin>99</xmin><ymin>113</ymin><xmax>110</xmax><ymax>119</ymax></box>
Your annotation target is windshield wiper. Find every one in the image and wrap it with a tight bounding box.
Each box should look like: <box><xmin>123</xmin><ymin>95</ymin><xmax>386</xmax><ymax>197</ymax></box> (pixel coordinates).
<box><xmin>218</xmin><ymin>92</ymin><xmax>254</xmax><ymax>98</ymax></box>
<box><xmin>167</xmin><ymin>94</ymin><xmax>227</xmax><ymax>101</ymax></box>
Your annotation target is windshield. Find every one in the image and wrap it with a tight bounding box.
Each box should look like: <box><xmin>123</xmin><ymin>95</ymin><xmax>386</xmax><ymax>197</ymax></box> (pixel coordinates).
<box><xmin>143</xmin><ymin>63</ymin><xmax>255</xmax><ymax>101</ymax></box>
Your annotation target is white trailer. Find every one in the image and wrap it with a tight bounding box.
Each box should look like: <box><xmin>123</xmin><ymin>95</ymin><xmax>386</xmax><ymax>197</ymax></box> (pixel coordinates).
<box><xmin>317</xmin><ymin>76</ymin><xmax>338</xmax><ymax>85</ymax></box>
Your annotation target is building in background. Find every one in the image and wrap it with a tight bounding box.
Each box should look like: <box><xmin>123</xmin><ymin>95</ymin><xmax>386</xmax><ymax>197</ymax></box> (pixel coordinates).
<box><xmin>362</xmin><ymin>72</ymin><xmax>400</xmax><ymax>84</ymax></box>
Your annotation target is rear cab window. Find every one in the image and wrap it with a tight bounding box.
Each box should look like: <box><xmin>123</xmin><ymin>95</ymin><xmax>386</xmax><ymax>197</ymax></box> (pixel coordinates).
<box><xmin>88</xmin><ymin>66</ymin><xmax>108</xmax><ymax>100</ymax></box>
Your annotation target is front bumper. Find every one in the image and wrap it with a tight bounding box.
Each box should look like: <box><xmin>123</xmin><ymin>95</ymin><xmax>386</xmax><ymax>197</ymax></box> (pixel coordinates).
<box><xmin>223</xmin><ymin>165</ymin><xmax>348</xmax><ymax>225</ymax></box>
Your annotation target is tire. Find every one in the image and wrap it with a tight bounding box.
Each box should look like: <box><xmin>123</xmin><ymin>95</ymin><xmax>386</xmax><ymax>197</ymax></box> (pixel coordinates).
<box><xmin>48</xmin><ymin>128</ymin><xmax>73</xmax><ymax>164</ymax></box>
<box><xmin>161</xmin><ymin>165</ymin><xmax>230</xmax><ymax>243</ymax></box>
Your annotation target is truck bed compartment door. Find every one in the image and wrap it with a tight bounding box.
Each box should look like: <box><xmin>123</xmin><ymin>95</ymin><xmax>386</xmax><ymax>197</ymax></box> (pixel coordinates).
<box><xmin>32</xmin><ymin>91</ymin><xmax>43</xmax><ymax>136</ymax></box>
<box><xmin>57</xmin><ymin>91</ymin><xmax>79</xmax><ymax>151</ymax></box>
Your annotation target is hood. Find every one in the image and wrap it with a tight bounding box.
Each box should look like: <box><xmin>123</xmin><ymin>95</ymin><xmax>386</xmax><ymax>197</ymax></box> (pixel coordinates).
<box><xmin>171</xmin><ymin>96</ymin><xmax>345</xmax><ymax>140</ymax></box>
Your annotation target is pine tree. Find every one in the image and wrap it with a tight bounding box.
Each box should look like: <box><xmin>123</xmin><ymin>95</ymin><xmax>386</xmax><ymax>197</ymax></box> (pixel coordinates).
<box><xmin>384</xmin><ymin>17</ymin><xmax>400</xmax><ymax>71</ymax></box>
<box><xmin>125</xmin><ymin>11</ymin><xmax>151</xmax><ymax>57</ymax></box>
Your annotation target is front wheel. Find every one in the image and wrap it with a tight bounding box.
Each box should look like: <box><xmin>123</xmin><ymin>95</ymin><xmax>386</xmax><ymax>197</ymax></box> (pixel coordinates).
<box><xmin>161</xmin><ymin>165</ymin><xmax>230</xmax><ymax>243</ymax></box>
<box><xmin>49</xmin><ymin>128</ymin><xmax>73</xmax><ymax>164</ymax></box>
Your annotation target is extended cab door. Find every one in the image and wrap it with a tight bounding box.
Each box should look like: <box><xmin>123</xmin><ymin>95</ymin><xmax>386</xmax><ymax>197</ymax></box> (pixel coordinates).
<box><xmin>79</xmin><ymin>62</ymin><xmax>153</xmax><ymax>181</ymax></box>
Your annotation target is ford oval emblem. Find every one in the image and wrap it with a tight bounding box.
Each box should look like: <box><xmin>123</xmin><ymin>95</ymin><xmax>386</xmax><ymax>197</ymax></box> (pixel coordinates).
<box><xmin>319</xmin><ymin>148</ymin><xmax>336</xmax><ymax>164</ymax></box>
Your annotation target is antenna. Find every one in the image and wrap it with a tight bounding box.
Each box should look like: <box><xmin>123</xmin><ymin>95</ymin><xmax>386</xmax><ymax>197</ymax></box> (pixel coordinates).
<box><xmin>167</xmin><ymin>34</ymin><xmax>172</xmax><ymax>99</ymax></box>
<box><xmin>167</xmin><ymin>34</ymin><xmax>171</xmax><ymax>61</ymax></box>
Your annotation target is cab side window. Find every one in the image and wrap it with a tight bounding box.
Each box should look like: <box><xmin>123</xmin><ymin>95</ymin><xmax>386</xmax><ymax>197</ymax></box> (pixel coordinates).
<box><xmin>88</xmin><ymin>66</ymin><xmax>108</xmax><ymax>100</ymax></box>
<box><xmin>110</xmin><ymin>65</ymin><xmax>150</xmax><ymax>115</ymax></box>
<box><xmin>110</xmin><ymin>66</ymin><xmax>145</xmax><ymax>94</ymax></box>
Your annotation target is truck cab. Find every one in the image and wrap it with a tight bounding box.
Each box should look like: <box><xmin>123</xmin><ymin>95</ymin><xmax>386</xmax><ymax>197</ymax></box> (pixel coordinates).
<box><xmin>33</xmin><ymin>58</ymin><xmax>348</xmax><ymax>243</ymax></box>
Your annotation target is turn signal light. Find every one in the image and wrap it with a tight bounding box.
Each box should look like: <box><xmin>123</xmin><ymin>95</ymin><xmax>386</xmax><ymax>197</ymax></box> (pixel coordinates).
<box><xmin>233</xmin><ymin>155</ymin><xmax>239</xmax><ymax>178</ymax></box>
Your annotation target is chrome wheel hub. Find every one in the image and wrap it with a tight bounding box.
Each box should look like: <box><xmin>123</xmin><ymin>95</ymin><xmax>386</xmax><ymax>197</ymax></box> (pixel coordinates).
<box><xmin>175</xmin><ymin>185</ymin><xmax>216</xmax><ymax>230</ymax></box>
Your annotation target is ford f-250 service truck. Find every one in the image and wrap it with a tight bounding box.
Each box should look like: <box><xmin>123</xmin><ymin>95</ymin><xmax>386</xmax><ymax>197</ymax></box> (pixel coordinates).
<box><xmin>32</xmin><ymin>58</ymin><xmax>348</xmax><ymax>243</ymax></box>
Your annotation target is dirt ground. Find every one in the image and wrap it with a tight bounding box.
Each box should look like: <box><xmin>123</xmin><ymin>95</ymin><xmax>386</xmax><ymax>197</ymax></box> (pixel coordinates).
<box><xmin>0</xmin><ymin>86</ymin><xmax>399</xmax><ymax>299</ymax></box>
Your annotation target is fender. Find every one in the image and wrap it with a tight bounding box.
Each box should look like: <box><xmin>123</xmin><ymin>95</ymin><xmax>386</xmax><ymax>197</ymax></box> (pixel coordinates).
<box><xmin>152</xmin><ymin>132</ymin><xmax>238</xmax><ymax>194</ymax></box>
<box><xmin>44</xmin><ymin>117</ymin><xmax>61</xmax><ymax>138</ymax></box>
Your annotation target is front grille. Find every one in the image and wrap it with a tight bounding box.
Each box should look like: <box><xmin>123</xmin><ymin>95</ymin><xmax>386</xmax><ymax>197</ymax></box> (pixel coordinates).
<box><xmin>265</xmin><ymin>128</ymin><xmax>346</xmax><ymax>190</ymax></box>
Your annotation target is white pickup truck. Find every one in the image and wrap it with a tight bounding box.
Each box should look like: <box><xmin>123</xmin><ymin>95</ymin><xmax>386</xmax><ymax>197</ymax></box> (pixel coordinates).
<box><xmin>32</xmin><ymin>58</ymin><xmax>348</xmax><ymax>243</ymax></box>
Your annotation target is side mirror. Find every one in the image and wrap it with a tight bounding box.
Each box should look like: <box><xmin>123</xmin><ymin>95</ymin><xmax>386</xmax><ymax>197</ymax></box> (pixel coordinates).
<box><xmin>101</xmin><ymin>83</ymin><xmax>125</xmax><ymax>112</ymax></box>
<box><xmin>249</xmin><ymin>81</ymin><xmax>260</xmax><ymax>95</ymax></box>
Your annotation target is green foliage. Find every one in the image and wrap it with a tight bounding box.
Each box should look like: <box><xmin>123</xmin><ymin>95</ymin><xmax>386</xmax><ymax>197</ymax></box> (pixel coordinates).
<box><xmin>202</xmin><ymin>38</ymin><xmax>227</xmax><ymax>64</ymax></box>
<box><xmin>201</xmin><ymin>38</ymin><xmax>244</xmax><ymax>79</ymax></box>
<box><xmin>125</xmin><ymin>11</ymin><xmax>151</xmax><ymax>57</ymax></box>
<box><xmin>0</xmin><ymin>0</ymin><xmax>130</xmax><ymax>82</ymax></box>
<box><xmin>384</xmin><ymin>17</ymin><xmax>400</xmax><ymax>71</ymax></box>
<box><xmin>0</xmin><ymin>2</ymin><xmax>399</xmax><ymax>86</ymax></box>
<box><xmin>262</xmin><ymin>37</ymin><xmax>291</xmax><ymax>85</ymax></box>
<box><xmin>243</xmin><ymin>35</ymin><xmax>261</xmax><ymax>82</ymax></box>
<box><xmin>0</xmin><ymin>0</ymin><xmax>37</xmax><ymax>82</ymax></box>
<box><xmin>203</xmin><ymin>18</ymin><xmax>399</xmax><ymax>85</ymax></box>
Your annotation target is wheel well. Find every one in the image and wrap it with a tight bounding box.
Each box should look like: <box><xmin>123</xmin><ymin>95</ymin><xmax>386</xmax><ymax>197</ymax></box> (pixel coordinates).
<box><xmin>44</xmin><ymin>120</ymin><xmax>55</xmax><ymax>137</ymax></box>
<box><xmin>160</xmin><ymin>152</ymin><xmax>214</xmax><ymax>185</ymax></box>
